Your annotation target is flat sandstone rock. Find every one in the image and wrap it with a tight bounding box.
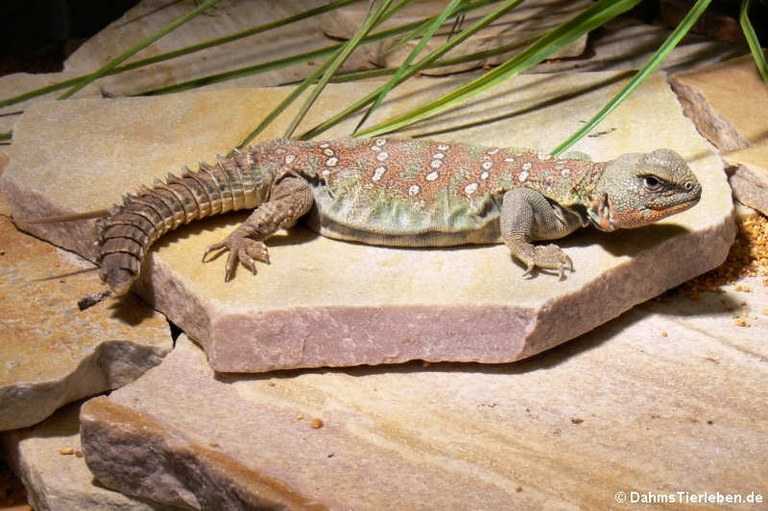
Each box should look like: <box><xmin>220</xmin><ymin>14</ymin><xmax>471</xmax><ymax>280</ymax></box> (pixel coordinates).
<box><xmin>80</xmin><ymin>312</ymin><xmax>768</xmax><ymax>510</ymax></box>
<box><xmin>2</xmin><ymin>402</ymin><xmax>172</xmax><ymax>511</ymax></box>
<box><xmin>724</xmin><ymin>144</ymin><xmax>768</xmax><ymax>215</ymax></box>
<box><xmin>670</xmin><ymin>54</ymin><xmax>768</xmax><ymax>150</ymax></box>
<box><xmin>0</xmin><ymin>214</ymin><xmax>170</xmax><ymax>430</ymax></box>
<box><xmin>670</xmin><ymin>55</ymin><xmax>768</xmax><ymax>216</ymax></box>
<box><xmin>1</xmin><ymin>73</ymin><xmax>733</xmax><ymax>372</ymax></box>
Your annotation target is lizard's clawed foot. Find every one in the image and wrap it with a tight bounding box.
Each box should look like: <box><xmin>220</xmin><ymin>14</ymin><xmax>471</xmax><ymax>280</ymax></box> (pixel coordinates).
<box><xmin>202</xmin><ymin>235</ymin><xmax>270</xmax><ymax>282</ymax></box>
<box><xmin>521</xmin><ymin>244</ymin><xmax>574</xmax><ymax>280</ymax></box>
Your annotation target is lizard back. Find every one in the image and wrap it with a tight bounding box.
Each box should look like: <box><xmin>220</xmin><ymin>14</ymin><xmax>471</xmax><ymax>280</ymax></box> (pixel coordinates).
<box><xmin>254</xmin><ymin>138</ymin><xmax>599</xmax><ymax>247</ymax></box>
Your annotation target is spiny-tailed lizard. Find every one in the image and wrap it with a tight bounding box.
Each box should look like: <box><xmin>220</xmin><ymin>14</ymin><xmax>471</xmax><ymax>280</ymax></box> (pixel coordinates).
<box><xmin>83</xmin><ymin>137</ymin><xmax>701</xmax><ymax>308</ymax></box>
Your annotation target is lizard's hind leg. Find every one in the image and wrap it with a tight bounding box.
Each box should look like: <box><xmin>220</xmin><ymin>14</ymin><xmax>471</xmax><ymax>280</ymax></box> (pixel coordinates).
<box><xmin>203</xmin><ymin>175</ymin><xmax>314</xmax><ymax>281</ymax></box>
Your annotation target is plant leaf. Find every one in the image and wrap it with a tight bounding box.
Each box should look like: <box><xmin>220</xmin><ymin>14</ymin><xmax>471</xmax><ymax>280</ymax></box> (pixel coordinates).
<box><xmin>354</xmin><ymin>0</ymin><xmax>466</xmax><ymax>132</ymax></box>
<box><xmin>58</xmin><ymin>0</ymin><xmax>222</xmax><ymax>99</ymax></box>
<box><xmin>740</xmin><ymin>0</ymin><xmax>768</xmax><ymax>83</ymax></box>
<box><xmin>356</xmin><ymin>0</ymin><xmax>641</xmax><ymax>138</ymax></box>
<box><xmin>298</xmin><ymin>0</ymin><xmax>524</xmax><ymax>140</ymax></box>
<box><xmin>283</xmin><ymin>0</ymin><xmax>409</xmax><ymax>139</ymax></box>
<box><xmin>237</xmin><ymin>0</ymin><xmax>419</xmax><ymax>148</ymax></box>
<box><xmin>0</xmin><ymin>0</ymin><xmax>358</xmax><ymax>109</ymax></box>
<box><xmin>551</xmin><ymin>0</ymin><xmax>714</xmax><ymax>155</ymax></box>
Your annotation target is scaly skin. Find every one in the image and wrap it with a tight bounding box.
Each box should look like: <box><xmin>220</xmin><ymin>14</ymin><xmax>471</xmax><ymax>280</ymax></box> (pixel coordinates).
<box><xmin>93</xmin><ymin>137</ymin><xmax>701</xmax><ymax>304</ymax></box>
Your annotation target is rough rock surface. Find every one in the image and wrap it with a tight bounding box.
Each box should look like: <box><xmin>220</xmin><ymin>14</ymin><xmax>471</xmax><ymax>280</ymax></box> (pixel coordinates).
<box><xmin>0</xmin><ymin>154</ymin><xmax>170</xmax><ymax>430</ymax></box>
<box><xmin>1</xmin><ymin>73</ymin><xmax>734</xmax><ymax>372</ymax></box>
<box><xmin>2</xmin><ymin>402</ymin><xmax>172</xmax><ymax>511</ymax></box>
<box><xmin>670</xmin><ymin>54</ymin><xmax>768</xmax><ymax>216</ymax></box>
<box><xmin>725</xmin><ymin>145</ymin><xmax>768</xmax><ymax>215</ymax></box>
<box><xmin>670</xmin><ymin>54</ymin><xmax>768</xmax><ymax>151</ymax></box>
<box><xmin>80</xmin><ymin>295</ymin><xmax>768</xmax><ymax>511</ymax></box>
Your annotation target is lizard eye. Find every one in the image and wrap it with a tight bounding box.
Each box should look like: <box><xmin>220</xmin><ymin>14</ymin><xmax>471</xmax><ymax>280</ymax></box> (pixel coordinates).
<box><xmin>642</xmin><ymin>175</ymin><xmax>664</xmax><ymax>192</ymax></box>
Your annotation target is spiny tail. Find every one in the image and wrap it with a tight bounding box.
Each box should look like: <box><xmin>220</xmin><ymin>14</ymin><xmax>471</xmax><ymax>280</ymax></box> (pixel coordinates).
<box><xmin>90</xmin><ymin>149</ymin><xmax>270</xmax><ymax>306</ymax></box>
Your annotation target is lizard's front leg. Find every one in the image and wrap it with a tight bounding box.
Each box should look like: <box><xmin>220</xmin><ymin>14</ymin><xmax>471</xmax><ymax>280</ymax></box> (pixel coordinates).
<box><xmin>203</xmin><ymin>175</ymin><xmax>314</xmax><ymax>281</ymax></box>
<box><xmin>500</xmin><ymin>188</ymin><xmax>582</xmax><ymax>279</ymax></box>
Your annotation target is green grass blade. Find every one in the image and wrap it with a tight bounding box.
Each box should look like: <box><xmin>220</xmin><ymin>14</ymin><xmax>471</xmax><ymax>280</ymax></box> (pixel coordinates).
<box><xmin>298</xmin><ymin>0</ymin><xmax>524</xmax><ymax>140</ymax></box>
<box><xmin>283</xmin><ymin>0</ymin><xmax>408</xmax><ymax>139</ymax></box>
<box><xmin>354</xmin><ymin>0</ymin><xmax>466</xmax><ymax>132</ymax></box>
<box><xmin>58</xmin><ymin>0</ymin><xmax>222</xmax><ymax>99</ymax></box>
<box><xmin>237</xmin><ymin>0</ymin><xmax>408</xmax><ymax>146</ymax></box>
<box><xmin>551</xmin><ymin>0</ymin><xmax>713</xmax><ymax>155</ymax></box>
<box><xmin>740</xmin><ymin>0</ymin><xmax>768</xmax><ymax>83</ymax></box>
<box><xmin>0</xmin><ymin>0</ymin><xmax>357</xmax><ymax>109</ymax></box>
<box><xmin>135</xmin><ymin>0</ymin><xmax>503</xmax><ymax>98</ymax></box>
<box><xmin>356</xmin><ymin>0</ymin><xmax>641</xmax><ymax>138</ymax></box>
<box><xmin>0</xmin><ymin>77</ymin><xmax>83</xmax><ymax>109</ymax></box>
<box><xmin>143</xmin><ymin>41</ymin><xmax>369</xmax><ymax>96</ymax></box>
<box><xmin>142</xmin><ymin>13</ymin><xmax>439</xmax><ymax>97</ymax></box>
<box><xmin>326</xmin><ymin>32</ymin><xmax>537</xmax><ymax>84</ymax></box>
<box><xmin>235</xmin><ymin>57</ymin><xmax>338</xmax><ymax>149</ymax></box>
<box><xmin>131</xmin><ymin>0</ymin><xmax>360</xmax><ymax>69</ymax></box>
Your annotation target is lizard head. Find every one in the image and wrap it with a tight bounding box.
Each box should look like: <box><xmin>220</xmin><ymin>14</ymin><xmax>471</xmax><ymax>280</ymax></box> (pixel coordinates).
<box><xmin>587</xmin><ymin>149</ymin><xmax>701</xmax><ymax>232</ymax></box>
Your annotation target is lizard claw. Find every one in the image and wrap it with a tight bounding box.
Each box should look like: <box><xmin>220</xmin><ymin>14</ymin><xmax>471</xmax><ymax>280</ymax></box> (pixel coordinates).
<box><xmin>519</xmin><ymin>244</ymin><xmax>573</xmax><ymax>280</ymax></box>
<box><xmin>202</xmin><ymin>235</ymin><xmax>270</xmax><ymax>282</ymax></box>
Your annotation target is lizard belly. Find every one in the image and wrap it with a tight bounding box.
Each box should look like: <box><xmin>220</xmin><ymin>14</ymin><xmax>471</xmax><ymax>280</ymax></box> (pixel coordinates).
<box><xmin>307</xmin><ymin>185</ymin><xmax>503</xmax><ymax>247</ymax></box>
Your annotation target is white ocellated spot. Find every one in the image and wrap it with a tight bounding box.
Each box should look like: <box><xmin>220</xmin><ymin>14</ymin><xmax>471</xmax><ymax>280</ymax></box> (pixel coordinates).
<box><xmin>480</xmin><ymin>170</ymin><xmax>490</xmax><ymax>180</ymax></box>
<box><xmin>326</xmin><ymin>156</ymin><xmax>339</xmax><ymax>167</ymax></box>
<box><xmin>372</xmin><ymin>166</ymin><xmax>387</xmax><ymax>182</ymax></box>
<box><xmin>522</xmin><ymin>162</ymin><xmax>532</xmax><ymax>171</ymax></box>
<box><xmin>504</xmin><ymin>157</ymin><xmax>516</xmax><ymax>163</ymax></box>
<box><xmin>319</xmin><ymin>142</ymin><xmax>330</xmax><ymax>149</ymax></box>
<box><xmin>437</xmin><ymin>144</ymin><xmax>450</xmax><ymax>151</ymax></box>
<box><xmin>426</xmin><ymin>171</ymin><xmax>439</xmax><ymax>182</ymax></box>
<box><xmin>464</xmin><ymin>182</ymin><xmax>479</xmax><ymax>196</ymax></box>
<box><xmin>430</xmin><ymin>159</ymin><xmax>442</xmax><ymax>170</ymax></box>
<box><xmin>560</xmin><ymin>167</ymin><xmax>572</xmax><ymax>177</ymax></box>
<box><xmin>376</xmin><ymin>151</ymin><xmax>389</xmax><ymax>162</ymax></box>
<box><xmin>284</xmin><ymin>154</ymin><xmax>296</xmax><ymax>164</ymax></box>
<box><xmin>518</xmin><ymin>170</ymin><xmax>530</xmax><ymax>183</ymax></box>
<box><xmin>408</xmin><ymin>184</ymin><xmax>421</xmax><ymax>196</ymax></box>
<box><xmin>433</xmin><ymin>151</ymin><xmax>445</xmax><ymax>160</ymax></box>
<box><xmin>375</xmin><ymin>139</ymin><xmax>387</xmax><ymax>146</ymax></box>
<box><xmin>487</xmin><ymin>148</ymin><xmax>500</xmax><ymax>155</ymax></box>
<box><xmin>481</xmin><ymin>161</ymin><xmax>493</xmax><ymax>170</ymax></box>
<box><xmin>323</xmin><ymin>148</ymin><xmax>335</xmax><ymax>157</ymax></box>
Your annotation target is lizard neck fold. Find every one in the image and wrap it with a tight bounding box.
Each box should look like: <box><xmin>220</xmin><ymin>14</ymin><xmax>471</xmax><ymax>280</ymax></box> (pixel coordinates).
<box><xmin>571</xmin><ymin>161</ymin><xmax>617</xmax><ymax>231</ymax></box>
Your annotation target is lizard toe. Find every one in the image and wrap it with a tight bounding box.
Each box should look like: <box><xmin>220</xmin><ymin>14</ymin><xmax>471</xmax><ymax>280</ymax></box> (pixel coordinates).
<box><xmin>532</xmin><ymin>244</ymin><xmax>574</xmax><ymax>279</ymax></box>
<box><xmin>237</xmin><ymin>241</ymin><xmax>270</xmax><ymax>276</ymax></box>
<box><xmin>202</xmin><ymin>234</ymin><xmax>271</xmax><ymax>281</ymax></box>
